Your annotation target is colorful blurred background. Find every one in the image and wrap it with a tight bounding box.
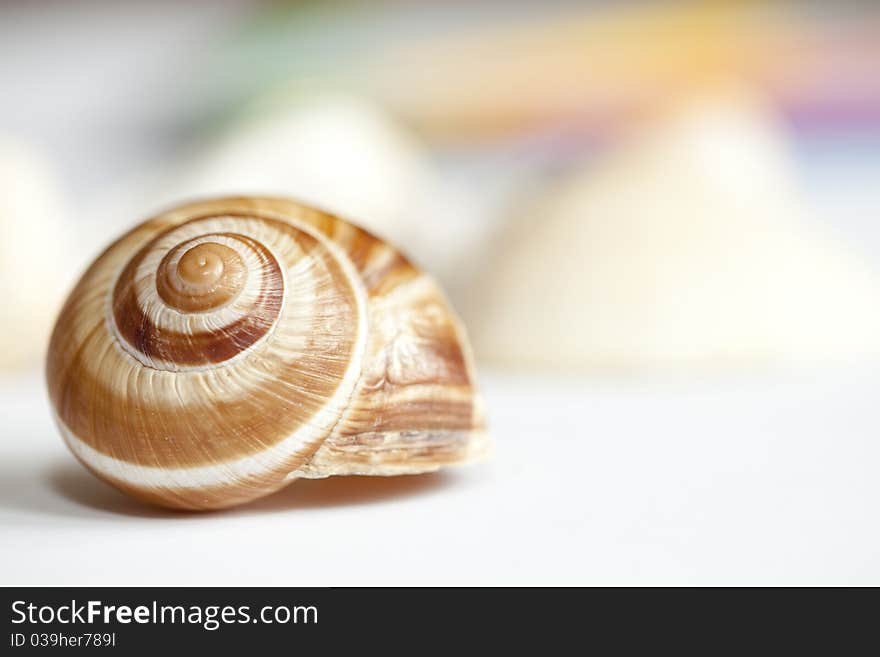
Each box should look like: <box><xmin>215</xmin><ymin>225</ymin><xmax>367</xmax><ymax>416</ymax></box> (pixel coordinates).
<box><xmin>3</xmin><ymin>0</ymin><xmax>880</xmax><ymax>374</ymax></box>
<box><xmin>3</xmin><ymin>0</ymin><xmax>880</xmax><ymax>584</ymax></box>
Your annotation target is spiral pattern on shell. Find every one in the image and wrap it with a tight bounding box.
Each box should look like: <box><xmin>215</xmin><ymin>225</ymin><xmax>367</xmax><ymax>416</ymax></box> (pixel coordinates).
<box><xmin>47</xmin><ymin>197</ymin><xmax>488</xmax><ymax>510</ymax></box>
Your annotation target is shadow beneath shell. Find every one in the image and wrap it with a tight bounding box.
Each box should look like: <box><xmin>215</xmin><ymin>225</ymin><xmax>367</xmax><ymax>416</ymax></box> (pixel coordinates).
<box><xmin>47</xmin><ymin>463</ymin><xmax>174</xmax><ymax>518</ymax></box>
<box><xmin>23</xmin><ymin>460</ymin><xmax>457</xmax><ymax>518</ymax></box>
<box><xmin>0</xmin><ymin>458</ymin><xmax>171</xmax><ymax>521</ymax></box>
<box><xmin>240</xmin><ymin>472</ymin><xmax>456</xmax><ymax>513</ymax></box>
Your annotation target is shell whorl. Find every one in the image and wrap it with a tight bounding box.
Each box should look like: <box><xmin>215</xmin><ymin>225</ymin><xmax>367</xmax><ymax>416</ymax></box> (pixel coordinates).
<box><xmin>111</xmin><ymin>218</ymin><xmax>295</xmax><ymax>370</ymax></box>
<box><xmin>47</xmin><ymin>197</ymin><xmax>487</xmax><ymax>510</ymax></box>
<box><xmin>156</xmin><ymin>240</ymin><xmax>248</xmax><ymax>313</ymax></box>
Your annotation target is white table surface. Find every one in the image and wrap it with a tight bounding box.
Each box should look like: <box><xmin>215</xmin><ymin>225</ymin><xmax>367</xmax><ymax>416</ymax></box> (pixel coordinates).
<box><xmin>2</xmin><ymin>365</ymin><xmax>879</xmax><ymax>586</ymax></box>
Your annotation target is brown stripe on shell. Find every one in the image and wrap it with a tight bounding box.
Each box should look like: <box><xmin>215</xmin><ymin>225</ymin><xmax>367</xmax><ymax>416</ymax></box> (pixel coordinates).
<box><xmin>113</xmin><ymin>233</ymin><xmax>283</xmax><ymax>367</ymax></box>
<box><xmin>362</xmin><ymin>249</ymin><xmax>419</xmax><ymax>296</ymax></box>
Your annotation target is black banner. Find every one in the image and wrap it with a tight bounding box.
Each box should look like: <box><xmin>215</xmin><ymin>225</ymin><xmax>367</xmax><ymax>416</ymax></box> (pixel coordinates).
<box><xmin>0</xmin><ymin>587</ymin><xmax>872</xmax><ymax>652</ymax></box>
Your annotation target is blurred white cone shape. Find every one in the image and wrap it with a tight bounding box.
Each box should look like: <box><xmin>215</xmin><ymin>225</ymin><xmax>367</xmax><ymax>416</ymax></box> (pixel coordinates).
<box><xmin>467</xmin><ymin>92</ymin><xmax>880</xmax><ymax>371</ymax></box>
<box><xmin>156</xmin><ymin>92</ymin><xmax>433</xmax><ymax>248</ymax></box>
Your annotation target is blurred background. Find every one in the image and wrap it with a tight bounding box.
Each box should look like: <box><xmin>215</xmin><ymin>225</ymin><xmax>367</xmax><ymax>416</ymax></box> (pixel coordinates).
<box><xmin>3</xmin><ymin>0</ymin><xmax>880</xmax><ymax>375</ymax></box>
<box><xmin>4</xmin><ymin>0</ymin><xmax>880</xmax><ymax>584</ymax></box>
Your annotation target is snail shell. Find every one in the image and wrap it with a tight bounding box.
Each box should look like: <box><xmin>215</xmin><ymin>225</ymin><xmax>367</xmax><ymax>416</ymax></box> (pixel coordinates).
<box><xmin>46</xmin><ymin>197</ymin><xmax>489</xmax><ymax>510</ymax></box>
